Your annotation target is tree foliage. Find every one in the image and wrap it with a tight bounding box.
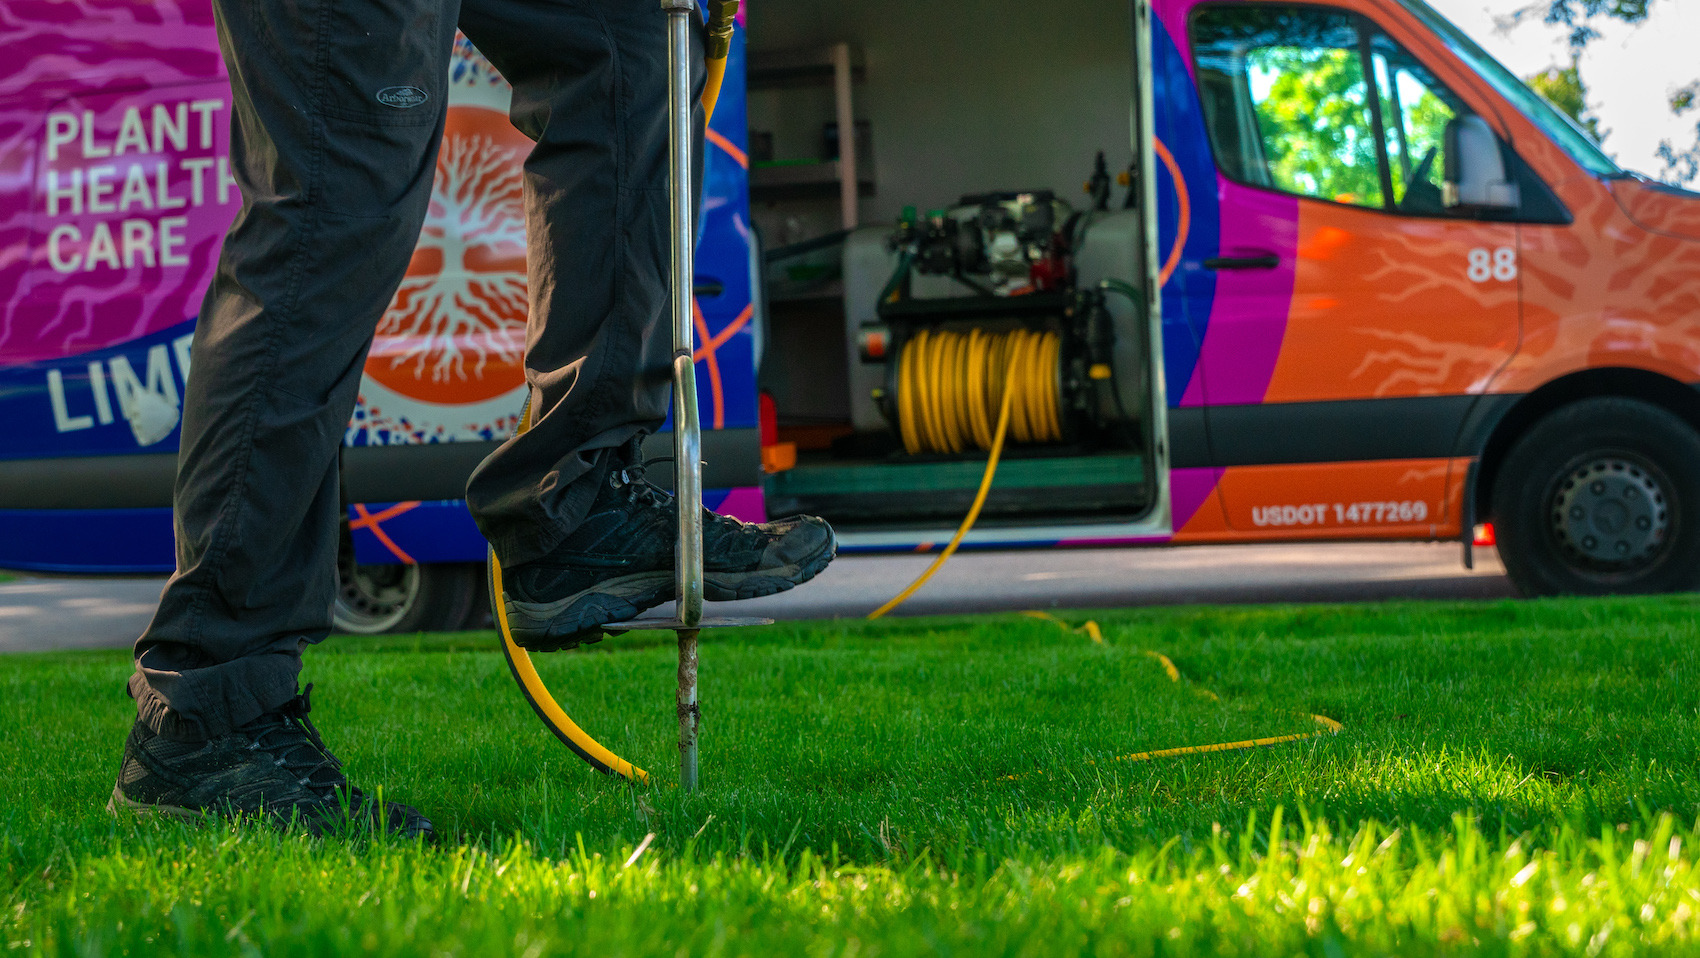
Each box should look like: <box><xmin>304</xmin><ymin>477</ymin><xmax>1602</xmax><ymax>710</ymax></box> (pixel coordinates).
<box><xmin>1523</xmin><ymin>62</ymin><xmax>1604</xmax><ymax>142</ymax></box>
<box><xmin>1253</xmin><ymin>46</ymin><xmax>1385</xmax><ymax>207</ymax></box>
<box><xmin>1500</xmin><ymin>0</ymin><xmax>1649</xmax><ymax>49</ymax></box>
<box><xmin>1506</xmin><ymin>0</ymin><xmax>1695</xmax><ymax>184</ymax></box>
<box><xmin>1661</xmin><ymin>81</ymin><xmax>1700</xmax><ymax>184</ymax></box>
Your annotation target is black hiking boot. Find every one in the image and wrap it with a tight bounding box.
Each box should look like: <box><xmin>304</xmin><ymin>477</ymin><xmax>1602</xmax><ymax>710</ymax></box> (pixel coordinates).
<box><xmin>109</xmin><ymin>685</ymin><xmax>432</xmax><ymax>840</ymax></box>
<box><xmin>501</xmin><ymin>450</ymin><xmax>837</xmax><ymax>652</ymax></box>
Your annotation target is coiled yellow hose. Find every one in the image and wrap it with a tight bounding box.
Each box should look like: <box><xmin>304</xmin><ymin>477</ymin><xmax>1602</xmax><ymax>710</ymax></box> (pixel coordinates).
<box><xmin>895</xmin><ymin>328</ymin><xmax>1063</xmax><ymax>456</ymax></box>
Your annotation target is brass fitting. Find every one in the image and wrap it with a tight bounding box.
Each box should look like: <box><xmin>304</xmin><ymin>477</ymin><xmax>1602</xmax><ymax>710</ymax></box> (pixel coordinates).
<box><xmin>704</xmin><ymin>0</ymin><xmax>739</xmax><ymax>61</ymax></box>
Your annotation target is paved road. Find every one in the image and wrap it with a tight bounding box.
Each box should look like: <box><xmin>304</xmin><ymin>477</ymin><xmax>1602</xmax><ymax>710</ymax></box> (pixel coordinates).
<box><xmin>1</xmin><ymin>541</ymin><xmax>1512</xmax><ymax>653</ymax></box>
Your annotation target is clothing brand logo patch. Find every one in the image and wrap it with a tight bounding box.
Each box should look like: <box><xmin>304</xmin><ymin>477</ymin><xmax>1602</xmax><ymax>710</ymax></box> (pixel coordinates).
<box><xmin>376</xmin><ymin>86</ymin><xmax>429</xmax><ymax>109</ymax></box>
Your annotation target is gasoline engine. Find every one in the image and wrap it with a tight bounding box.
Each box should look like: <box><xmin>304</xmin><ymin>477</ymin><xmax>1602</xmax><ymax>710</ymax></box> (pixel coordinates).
<box><xmin>857</xmin><ymin>158</ymin><xmax>1140</xmax><ymax>458</ymax></box>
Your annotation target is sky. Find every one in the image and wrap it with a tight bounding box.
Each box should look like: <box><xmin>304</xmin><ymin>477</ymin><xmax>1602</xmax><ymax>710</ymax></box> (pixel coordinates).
<box><xmin>1425</xmin><ymin>0</ymin><xmax>1698</xmax><ymax>182</ymax></box>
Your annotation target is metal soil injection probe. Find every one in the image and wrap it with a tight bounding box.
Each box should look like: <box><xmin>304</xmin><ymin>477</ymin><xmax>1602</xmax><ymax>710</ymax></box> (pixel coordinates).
<box><xmin>488</xmin><ymin>0</ymin><xmax>761</xmax><ymax>793</ymax></box>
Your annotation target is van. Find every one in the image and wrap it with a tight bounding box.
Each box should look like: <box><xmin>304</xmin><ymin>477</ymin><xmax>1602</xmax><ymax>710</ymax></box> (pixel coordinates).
<box><xmin>3</xmin><ymin>0</ymin><xmax>1697</xmax><ymax>631</ymax></box>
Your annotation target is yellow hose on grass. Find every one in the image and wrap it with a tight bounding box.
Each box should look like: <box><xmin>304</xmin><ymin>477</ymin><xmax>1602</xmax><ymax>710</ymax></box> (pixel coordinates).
<box><xmin>1012</xmin><ymin>613</ymin><xmax>1343</xmax><ymax>776</ymax></box>
<box><xmin>872</xmin><ymin>342</ymin><xmax>1344</xmax><ymax>765</ymax></box>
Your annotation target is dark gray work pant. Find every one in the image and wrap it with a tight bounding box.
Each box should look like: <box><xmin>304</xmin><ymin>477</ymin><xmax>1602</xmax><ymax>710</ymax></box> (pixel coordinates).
<box><xmin>131</xmin><ymin>0</ymin><xmax>703</xmax><ymax>741</ymax></box>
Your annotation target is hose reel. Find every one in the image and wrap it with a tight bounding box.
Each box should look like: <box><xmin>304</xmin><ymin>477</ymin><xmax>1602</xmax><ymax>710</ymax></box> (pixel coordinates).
<box><xmin>892</xmin><ymin>327</ymin><xmax>1063</xmax><ymax>456</ymax></box>
<box><xmin>860</xmin><ymin>192</ymin><xmax>1135</xmax><ymax>458</ymax></box>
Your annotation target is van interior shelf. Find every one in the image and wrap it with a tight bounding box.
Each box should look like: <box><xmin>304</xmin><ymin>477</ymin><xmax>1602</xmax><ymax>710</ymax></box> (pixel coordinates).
<box><xmin>750</xmin><ymin>160</ymin><xmax>876</xmax><ymax>199</ymax></box>
<box><xmin>746</xmin><ymin>41</ymin><xmax>866</xmax><ymax>230</ymax></box>
<box><xmin>748</xmin><ymin>43</ymin><xmax>865</xmax><ymax>89</ymax></box>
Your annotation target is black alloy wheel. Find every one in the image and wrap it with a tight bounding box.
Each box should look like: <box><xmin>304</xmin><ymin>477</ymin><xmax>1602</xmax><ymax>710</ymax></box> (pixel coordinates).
<box><xmin>333</xmin><ymin>558</ymin><xmax>485</xmax><ymax>634</ymax></box>
<box><xmin>1492</xmin><ymin>396</ymin><xmax>1700</xmax><ymax>597</ymax></box>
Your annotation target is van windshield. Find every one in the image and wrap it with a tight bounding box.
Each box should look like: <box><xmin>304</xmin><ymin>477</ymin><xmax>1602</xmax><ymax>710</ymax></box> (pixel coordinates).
<box><xmin>1395</xmin><ymin>0</ymin><xmax>1621</xmax><ymax>177</ymax></box>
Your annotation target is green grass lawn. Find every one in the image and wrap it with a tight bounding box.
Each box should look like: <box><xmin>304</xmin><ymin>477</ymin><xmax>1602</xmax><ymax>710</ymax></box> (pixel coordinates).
<box><xmin>8</xmin><ymin>597</ymin><xmax>1700</xmax><ymax>955</ymax></box>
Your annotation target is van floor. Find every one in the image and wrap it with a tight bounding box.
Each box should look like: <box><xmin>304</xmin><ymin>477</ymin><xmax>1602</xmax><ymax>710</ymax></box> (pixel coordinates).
<box><xmin>763</xmin><ymin>450</ymin><xmax>1150</xmax><ymax>527</ymax></box>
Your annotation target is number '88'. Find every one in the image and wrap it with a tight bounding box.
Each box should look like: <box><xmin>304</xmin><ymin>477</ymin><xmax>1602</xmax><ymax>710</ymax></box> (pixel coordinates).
<box><xmin>1468</xmin><ymin>247</ymin><xmax>1518</xmax><ymax>283</ymax></box>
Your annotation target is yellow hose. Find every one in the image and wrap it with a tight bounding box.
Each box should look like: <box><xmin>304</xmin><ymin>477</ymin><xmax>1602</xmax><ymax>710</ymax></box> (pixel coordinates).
<box><xmin>867</xmin><ymin>358</ymin><xmax>1017</xmax><ymax>620</ymax></box>
<box><xmin>491</xmin><ymin>547</ymin><xmax>650</xmax><ymax>783</ymax></box>
<box><xmin>700</xmin><ymin>1</ymin><xmax>737</xmax><ymax>122</ymax></box>
<box><xmin>1007</xmin><ymin>618</ymin><xmax>1344</xmax><ymax>778</ymax></box>
<box><xmin>895</xmin><ymin>328</ymin><xmax>1063</xmax><ymax>456</ymax></box>
<box><xmin>870</xmin><ymin>337</ymin><xmax>1343</xmax><ymax>763</ymax></box>
<box><xmin>702</xmin><ymin>57</ymin><xmax>727</xmax><ymax>127</ymax></box>
<box><xmin>869</xmin><ymin>328</ymin><xmax>1065</xmax><ymax>619</ymax></box>
<box><xmin>491</xmin><ymin>3</ymin><xmax>738</xmax><ymax>783</ymax></box>
<box><xmin>492</xmin><ymin>401</ymin><xmax>651</xmax><ymax>782</ymax></box>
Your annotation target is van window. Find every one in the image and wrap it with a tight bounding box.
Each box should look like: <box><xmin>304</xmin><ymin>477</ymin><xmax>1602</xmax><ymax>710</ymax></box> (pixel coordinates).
<box><xmin>1193</xmin><ymin>4</ymin><xmax>1509</xmax><ymax>218</ymax></box>
<box><xmin>1368</xmin><ymin>30</ymin><xmax>1462</xmax><ymax>215</ymax></box>
<box><xmin>1192</xmin><ymin>6</ymin><xmax>1386</xmax><ymax>209</ymax></box>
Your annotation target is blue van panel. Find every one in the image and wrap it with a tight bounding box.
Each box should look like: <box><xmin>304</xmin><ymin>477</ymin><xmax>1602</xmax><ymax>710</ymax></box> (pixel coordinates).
<box><xmin>0</xmin><ymin>508</ymin><xmax>176</xmax><ymax>574</ymax></box>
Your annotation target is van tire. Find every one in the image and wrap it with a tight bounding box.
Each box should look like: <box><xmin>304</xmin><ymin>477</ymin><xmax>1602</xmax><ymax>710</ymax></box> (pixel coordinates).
<box><xmin>333</xmin><ymin>561</ymin><xmax>482</xmax><ymax>634</ymax></box>
<box><xmin>1492</xmin><ymin>397</ymin><xmax>1700</xmax><ymax>597</ymax></box>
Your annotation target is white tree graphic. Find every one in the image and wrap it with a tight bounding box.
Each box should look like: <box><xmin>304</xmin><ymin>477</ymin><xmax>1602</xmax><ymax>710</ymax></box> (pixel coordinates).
<box><xmin>378</xmin><ymin>134</ymin><xmax>528</xmax><ymax>384</ymax></box>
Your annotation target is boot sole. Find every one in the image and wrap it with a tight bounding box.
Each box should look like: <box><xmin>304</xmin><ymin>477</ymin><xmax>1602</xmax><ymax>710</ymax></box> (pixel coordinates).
<box><xmin>110</xmin><ymin>786</ymin><xmax>432</xmax><ymax>840</ymax></box>
<box><xmin>108</xmin><ymin>786</ymin><xmax>209</xmax><ymax>824</ymax></box>
<box><xmin>503</xmin><ymin>570</ymin><xmax>675</xmax><ymax>652</ymax></box>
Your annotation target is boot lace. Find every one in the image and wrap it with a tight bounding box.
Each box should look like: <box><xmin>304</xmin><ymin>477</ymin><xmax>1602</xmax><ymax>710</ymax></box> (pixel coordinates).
<box><xmin>620</xmin><ymin>453</ymin><xmax>772</xmax><ymax>555</ymax></box>
<box><xmin>614</xmin><ymin>457</ymin><xmax>676</xmax><ymax>513</ymax></box>
<box><xmin>241</xmin><ymin>684</ymin><xmax>346</xmax><ymax>798</ymax></box>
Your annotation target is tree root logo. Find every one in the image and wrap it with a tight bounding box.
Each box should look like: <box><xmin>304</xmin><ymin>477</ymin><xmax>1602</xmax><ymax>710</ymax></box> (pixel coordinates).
<box><xmin>367</xmin><ymin>106</ymin><xmax>530</xmax><ymax>405</ymax></box>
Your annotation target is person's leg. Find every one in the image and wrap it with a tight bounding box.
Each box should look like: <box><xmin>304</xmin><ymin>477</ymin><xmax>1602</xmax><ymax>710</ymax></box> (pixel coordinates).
<box><xmin>130</xmin><ymin>0</ymin><xmax>458</xmax><ymax>741</ymax></box>
<box><xmin>459</xmin><ymin>0</ymin><xmax>836</xmax><ymax>650</ymax></box>
<box><xmin>116</xmin><ymin>0</ymin><xmax>449</xmax><ymax>837</ymax></box>
<box><xmin>458</xmin><ymin>0</ymin><xmax>692</xmax><ymax>568</ymax></box>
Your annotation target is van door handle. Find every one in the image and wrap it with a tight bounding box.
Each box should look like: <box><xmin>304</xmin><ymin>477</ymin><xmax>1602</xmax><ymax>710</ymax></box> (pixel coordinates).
<box><xmin>1203</xmin><ymin>253</ymin><xmax>1281</xmax><ymax>271</ymax></box>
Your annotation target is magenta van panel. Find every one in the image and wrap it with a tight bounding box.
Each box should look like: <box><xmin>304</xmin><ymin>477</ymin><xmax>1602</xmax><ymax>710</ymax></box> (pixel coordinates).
<box><xmin>1</xmin><ymin>1</ymin><xmax>233</xmax><ymax>367</ymax></box>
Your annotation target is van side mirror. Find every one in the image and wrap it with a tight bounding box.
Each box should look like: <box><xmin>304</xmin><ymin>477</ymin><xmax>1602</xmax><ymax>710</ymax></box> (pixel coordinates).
<box><xmin>1444</xmin><ymin>115</ymin><xmax>1520</xmax><ymax>211</ymax></box>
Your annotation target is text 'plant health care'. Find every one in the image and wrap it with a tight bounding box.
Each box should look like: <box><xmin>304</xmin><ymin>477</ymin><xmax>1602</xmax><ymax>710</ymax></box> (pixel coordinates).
<box><xmin>38</xmin><ymin>98</ymin><xmax>237</xmax><ymax>274</ymax></box>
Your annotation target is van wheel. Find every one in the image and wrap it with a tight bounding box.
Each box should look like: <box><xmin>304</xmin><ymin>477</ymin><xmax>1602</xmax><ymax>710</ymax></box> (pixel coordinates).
<box><xmin>333</xmin><ymin>561</ymin><xmax>481</xmax><ymax>634</ymax></box>
<box><xmin>1492</xmin><ymin>397</ymin><xmax>1700</xmax><ymax>596</ymax></box>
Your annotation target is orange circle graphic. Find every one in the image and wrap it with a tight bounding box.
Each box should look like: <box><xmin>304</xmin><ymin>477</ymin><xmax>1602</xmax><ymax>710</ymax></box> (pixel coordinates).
<box><xmin>1154</xmin><ymin>137</ymin><xmax>1190</xmax><ymax>288</ymax></box>
<box><xmin>367</xmin><ymin>106</ymin><xmax>532</xmax><ymax>404</ymax></box>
